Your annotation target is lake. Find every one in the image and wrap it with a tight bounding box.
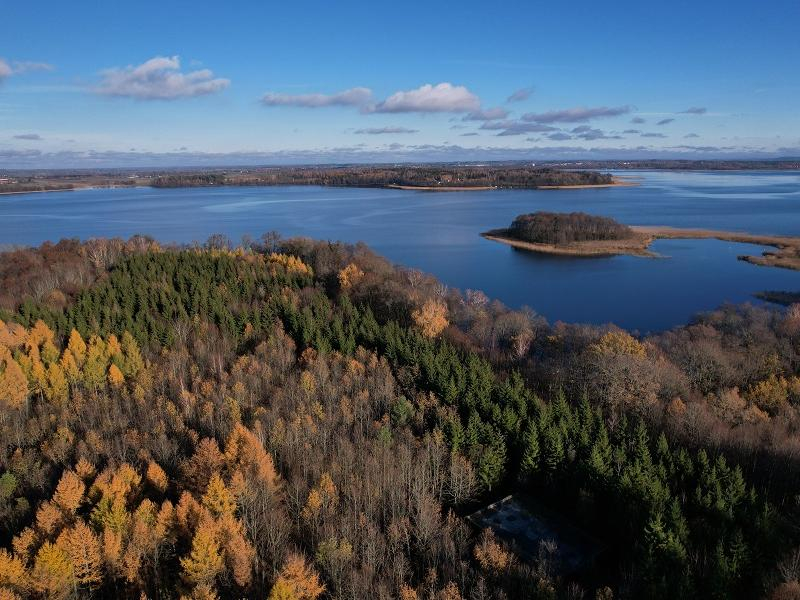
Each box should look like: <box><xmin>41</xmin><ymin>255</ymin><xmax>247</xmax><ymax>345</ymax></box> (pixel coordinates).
<box><xmin>1</xmin><ymin>170</ymin><xmax>799</xmax><ymax>332</ymax></box>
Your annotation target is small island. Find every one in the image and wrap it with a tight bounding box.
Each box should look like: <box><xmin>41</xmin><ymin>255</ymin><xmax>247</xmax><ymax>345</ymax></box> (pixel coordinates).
<box><xmin>482</xmin><ymin>211</ymin><xmax>800</xmax><ymax>270</ymax></box>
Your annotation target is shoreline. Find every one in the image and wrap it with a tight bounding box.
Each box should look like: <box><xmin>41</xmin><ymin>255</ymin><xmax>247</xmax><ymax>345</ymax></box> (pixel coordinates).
<box><xmin>385</xmin><ymin>184</ymin><xmax>497</xmax><ymax>191</ymax></box>
<box><xmin>536</xmin><ymin>178</ymin><xmax>639</xmax><ymax>190</ymax></box>
<box><xmin>1</xmin><ymin>178</ymin><xmax>636</xmax><ymax>197</ymax></box>
<box><xmin>482</xmin><ymin>226</ymin><xmax>800</xmax><ymax>271</ymax></box>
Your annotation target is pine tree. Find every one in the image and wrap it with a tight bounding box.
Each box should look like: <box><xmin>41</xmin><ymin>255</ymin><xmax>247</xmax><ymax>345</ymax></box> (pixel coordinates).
<box><xmin>520</xmin><ymin>421</ymin><xmax>540</xmax><ymax>477</ymax></box>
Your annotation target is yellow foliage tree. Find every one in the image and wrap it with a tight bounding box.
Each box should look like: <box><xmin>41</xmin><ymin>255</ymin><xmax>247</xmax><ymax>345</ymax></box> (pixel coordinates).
<box><xmin>35</xmin><ymin>502</ymin><xmax>64</xmax><ymax>537</ymax></box>
<box><xmin>108</xmin><ymin>364</ymin><xmax>125</xmax><ymax>388</ymax></box>
<box><xmin>31</xmin><ymin>542</ymin><xmax>73</xmax><ymax>599</ymax></box>
<box><xmin>746</xmin><ymin>374</ymin><xmax>790</xmax><ymax>415</ymax></box>
<box><xmin>146</xmin><ymin>461</ymin><xmax>169</xmax><ymax>494</ymax></box>
<box><xmin>58</xmin><ymin>522</ymin><xmax>103</xmax><ymax>589</ymax></box>
<box><xmin>82</xmin><ymin>335</ymin><xmax>108</xmax><ymax>390</ymax></box>
<box><xmin>338</xmin><ymin>263</ymin><xmax>365</xmax><ymax>289</ymax></box>
<box><xmin>59</xmin><ymin>351</ymin><xmax>81</xmax><ymax>386</ymax></box>
<box><xmin>45</xmin><ymin>362</ymin><xmax>69</xmax><ymax>405</ymax></box>
<box><xmin>120</xmin><ymin>332</ymin><xmax>144</xmax><ymax>378</ymax></box>
<box><xmin>411</xmin><ymin>299</ymin><xmax>449</xmax><ymax>338</ymax></box>
<box><xmin>12</xmin><ymin>528</ymin><xmax>36</xmax><ymax>563</ymax></box>
<box><xmin>268</xmin><ymin>553</ymin><xmax>325</xmax><ymax>600</ymax></box>
<box><xmin>202</xmin><ymin>474</ymin><xmax>236</xmax><ymax>519</ymax></box>
<box><xmin>29</xmin><ymin>320</ymin><xmax>54</xmax><ymax>348</ymax></box>
<box><xmin>52</xmin><ymin>470</ymin><xmax>85</xmax><ymax>513</ymax></box>
<box><xmin>180</xmin><ymin>520</ymin><xmax>224</xmax><ymax>587</ymax></box>
<box><xmin>589</xmin><ymin>330</ymin><xmax>646</xmax><ymax>358</ymax></box>
<box><xmin>0</xmin><ymin>320</ymin><xmax>28</xmax><ymax>350</ymax></box>
<box><xmin>0</xmin><ymin>548</ymin><xmax>27</xmax><ymax>593</ymax></box>
<box><xmin>66</xmin><ymin>330</ymin><xmax>87</xmax><ymax>366</ymax></box>
<box><xmin>216</xmin><ymin>513</ymin><xmax>254</xmax><ymax>587</ymax></box>
<box><xmin>473</xmin><ymin>529</ymin><xmax>510</xmax><ymax>575</ymax></box>
<box><xmin>105</xmin><ymin>334</ymin><xmax>122</xmax><ymax>360</ymax></box>
<box><xmin>0</xmin><ymin>347</ymin><xmax>28</xmax><ymax>410</ymax></box>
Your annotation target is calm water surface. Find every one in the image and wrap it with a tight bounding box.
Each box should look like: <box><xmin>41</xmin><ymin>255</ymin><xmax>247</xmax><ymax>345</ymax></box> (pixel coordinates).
<box><xmin>1</xmin><ymin>170</ymin><xmax>798</xmax><ymax>332</ymax></box>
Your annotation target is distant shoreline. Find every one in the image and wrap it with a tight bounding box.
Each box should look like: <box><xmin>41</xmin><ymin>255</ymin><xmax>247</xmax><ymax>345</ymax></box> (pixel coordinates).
<box><xmin>482</xmin><ymin>225</ymin><xmax>800</xmax><ymax>271</ymax></box>
<box><xmin>0</xmin><ymin>178</ymin><xmax>637</xmax><ymax>197</ymax></box>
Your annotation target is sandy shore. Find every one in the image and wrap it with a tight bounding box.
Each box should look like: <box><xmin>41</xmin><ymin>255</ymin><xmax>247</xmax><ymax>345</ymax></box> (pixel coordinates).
<box><xmin>536</xmin><ymin>178</ymin><xmax>639</xmax><ymax>190</ymax></box>
<box><xmin>482</xmin><ymin>225</ymin><xmax>800</xmax><ymax>271</ymax></box>
<box><xmin>385</xmin><ymin>184</ymin><xmax>497</xmax><ymax>191</ymax></box>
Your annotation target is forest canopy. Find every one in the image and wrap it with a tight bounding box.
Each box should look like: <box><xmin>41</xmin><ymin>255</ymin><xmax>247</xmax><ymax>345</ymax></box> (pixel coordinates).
<box><xmin>0</xmin><ymin>234</ymin><xmax>798</xmax><ymax>599</ymax></box>
<box><xmin>503</xmin><ymin>212</ymin><xmax>635</xmax><ymax>245</ymax></box>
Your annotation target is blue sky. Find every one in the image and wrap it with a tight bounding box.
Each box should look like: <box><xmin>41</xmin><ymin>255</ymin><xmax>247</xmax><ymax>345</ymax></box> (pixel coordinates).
<box><xmin>1</xmin><ymin>0</ymin><xmax>799</xmax><ymax>167</ymax></box>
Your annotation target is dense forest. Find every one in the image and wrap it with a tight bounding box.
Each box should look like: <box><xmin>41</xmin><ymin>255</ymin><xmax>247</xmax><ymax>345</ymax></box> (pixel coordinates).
<box><xmin>500</xmin><ymin>212</ymin><xmax>634</xmax><ymax>245</ymax></box>
<box><xmin>149</xmin><ymin>167</ymin><xmax>613</xmax><ymax>189</ymax></box>
<box><xmin>1</xmin><ymin>235</ymin><xmax>800</xmax><ymax>599</ymax></box>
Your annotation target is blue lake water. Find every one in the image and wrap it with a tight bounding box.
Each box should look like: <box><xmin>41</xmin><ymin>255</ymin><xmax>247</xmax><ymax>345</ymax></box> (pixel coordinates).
<box><xmin>1</xmin><ymin>170</ymin><xmax>799</xmax><ymax>332</ymax></box>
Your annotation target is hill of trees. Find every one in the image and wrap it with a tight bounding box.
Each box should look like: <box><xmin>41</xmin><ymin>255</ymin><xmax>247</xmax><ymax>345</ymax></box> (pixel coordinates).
<box><xmin>0</xmin><ymin>235</ymin><xmax>799</xmax><ymax>599</ymax></box>
<box><xmin>501</xmin><ymin>212</ymin><xmax>635</xmax><ymax>245</ymax></box>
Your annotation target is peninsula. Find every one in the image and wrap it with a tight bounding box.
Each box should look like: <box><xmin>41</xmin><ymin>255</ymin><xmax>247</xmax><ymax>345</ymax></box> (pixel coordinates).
<box><xmin>482</xmin><ymin>212</ymin><xmax>800</xmax><ymax>271</ymax></box>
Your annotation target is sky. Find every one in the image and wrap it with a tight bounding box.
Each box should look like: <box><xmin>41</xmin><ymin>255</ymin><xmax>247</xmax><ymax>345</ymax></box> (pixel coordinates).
<box><xmin>1</xmin><ymin>0</ymin><xmax>799</xmax><ymax>168</ymax></box>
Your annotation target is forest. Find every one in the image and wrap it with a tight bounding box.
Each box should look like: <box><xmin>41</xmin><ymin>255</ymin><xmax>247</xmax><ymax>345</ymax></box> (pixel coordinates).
<box><xmin>149</xmin><ymin>166</ymin><xmax>614</xmax><ymax>190</ymax></box>
<box><xmin>1</xmin><ymin>234</ymin><xmax>800</xmax><ymax>599</ymax></box>
<box><xmin>500</xmin><ymin>212</ymin><xmax>634</xmax><ymax>245</ymax></box>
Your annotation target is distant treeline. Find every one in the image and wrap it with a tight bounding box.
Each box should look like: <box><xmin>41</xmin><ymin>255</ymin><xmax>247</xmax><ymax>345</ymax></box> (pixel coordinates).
<box><xmin>151</xmin><ymin>166</ymin><xmax>614</xmax><ymax>189</ymax></box>
<box><xmin>555</xmin><ymin>159</ymin><xmax>800</xmax><ymax>170</ymax></box>
<box><xmin>502</xmin><ymin>211</ymin><xmax>635</xmax><ymax>245</ymax></box>
<box><xmin>0</xmin><ymin>182</ymin><xmax>75</xmax><ymax>193</ymax></box>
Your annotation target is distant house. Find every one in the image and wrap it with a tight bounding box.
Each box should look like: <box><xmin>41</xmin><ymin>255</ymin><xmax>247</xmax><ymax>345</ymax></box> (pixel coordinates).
<box><xmin>0</xmin><ymin>178</ymin><xmax>11</xmax><ymax>185</ymax></box>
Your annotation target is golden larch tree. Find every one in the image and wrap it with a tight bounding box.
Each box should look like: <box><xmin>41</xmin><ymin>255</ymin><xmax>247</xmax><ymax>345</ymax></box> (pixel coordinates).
<box><xmin>180</xmin><ymin>520</ymin><xmax>224</xmax><ymax>587</ymax></box>
<box><xmin>0</xmin><ymin>548</ymin><xmax>28</xmax><ymax>594</ymax></box>
<box><xmin>201</xmin><ymin>474</ymin><xmax>236</xmax><ymax>519</ymax></box>
<box><xmin>120</xmin><ymin>332</ymin><xmax>145</xmax><ymax>378</ymax></box>
<box><xmin>52</xmin><ymin>470</ymin><xmax>85</xmax><ymax>513</ymax></box>
<box><xmin>31</xmin><ymin>542</ymin><xmax>73</xmax><ymax>599</ymax></box>
<box><xmin>0</xmin><ymin>346</ymin><xmax>28</xmax><ymax>410</ymax></box>
<box><xmin>108</xmin><ymin>364</ymin><xmax>125</xmax><ymax>388</ymax></box>
<box><xmin>58</xmin><ymin>522</ymin><xmax>103</xmax><ymax>589</ymax></box>
<box><xmin>268</xmin><ymin>553</ymin><xmax>325</xmax><ymax>600</ymax></box>
<box><xmin>66</xmin><ymin>330</ymin><xmax>87</xmax><ymax>366</ymax></box>
<box><xmin>411</xmin><ymin>299</ymin><xmax>449</xmax><ymax>338</ymax></box>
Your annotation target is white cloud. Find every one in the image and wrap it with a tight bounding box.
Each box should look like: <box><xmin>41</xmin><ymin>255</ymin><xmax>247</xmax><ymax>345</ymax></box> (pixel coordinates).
<box><xmin>353</xmin><ymin>126</ymin><xmax>418</xmax><ymax>134</ymax></box>
<box><xmin>96</xmin><ymin>56</ymin><xmax>230</xmax><ymax>100</ymax></box>
<box><xmin>13</xmin><ymin>133</ymin><xmax>43</xmax><ymax>140</ymax></box>
<box><xmin>522</xmin><ymin>106</ymin><xmax>631</xmax><ymax>123</ymax></box>
<box><xmin>0</xmin><ymin>59</ymin><xmax>54</xmax><ymax>80</ymax></box>
<box><xmin>507</xmin><ymin>87</ymin><xmax>534</xmax><ymax>102</ymax></box>
<box><xmin>12</xmin><ymin>61</ymin><xmax>54</xmax><ymax>74</ymax></box>
<box><xmin>262</xmin><ymin>87</ymin><xmax>372</xmax><ymax>108</ymax></box>
<box><xmin>479</xmin><ymin>120</ymin><xmax>557</xmax><ymax>136</ymax></box>
<box><xmin>372</xmin><ymin>83</ymin><xmax>480</xmax><ymax>113</ymax></box>
<box><xmin>0</xmin><ymin>59</ymin><xmax>13</xmax><ymax>79</ymax></box>
<box><xmin>462</xmin><ymin>107</ymin><xmax>509</xmax><ymax>121</ymax></box>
